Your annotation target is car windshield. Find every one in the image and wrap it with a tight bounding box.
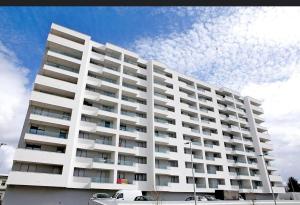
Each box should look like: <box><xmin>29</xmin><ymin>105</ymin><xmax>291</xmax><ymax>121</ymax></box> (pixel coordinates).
<box><xmin>111</xmin><ymin>193</ymin><xmax>118</xmax><ymax>198</ymax></box>
<box><xmin>97</xmin><ymin>193</ymin><xmax>110</xmax><ymax>198</ymax></box>
<box><xmin>144</xmin><ymin>196</ymin><xmax>153</xmax><ymax>200</ymax></box>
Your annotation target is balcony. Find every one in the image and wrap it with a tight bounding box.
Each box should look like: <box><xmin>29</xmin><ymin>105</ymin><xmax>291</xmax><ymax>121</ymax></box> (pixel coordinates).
<box><xmin>258</xmin><ymin>132</ymin><xmax>270</xmax><ymax>140</ymax></box>
<box><xmin>91</xmin><ymin>177</ymin><xmax>111</xmax><ymax>183</ymax></box>
<box><xmin>48</xmin><ymin>33</ymin><xmax>84</xmax><ymax>52</ymax></box>
<box><xmin>272</xmin><ymin>186</ymin><xmax>286</xmax><ymax>193</ymax></box>
<box><xmin>118</xmin><ymin>160</ymin><xmax>135</xmax><ymax>166</ymax></box>
<box><xmin>91</xmin><ymin>158</ymin><xmax>115</xmax><ymax>170</ymax></box>
<box><xmin>93</xmin><ymin>157</ymin><xmax>114</xmax><ymax>164</ymax></box>
<box><xmin>47</xmin><ymin>50</ymin><xmax>81</xmax><ymax>65</ymax></box>
<box><xmin>179</xmin><ymin>81</ymin><xmax>194</xmax><ymax>90</ymax></box>
<box><xmin>13</xmin><ymin>149</ymin><xmax>65</xmax><ymax>165</ymax></box>
<box><xmin>269</xmin><ymin>175</ymin><xmax>282</xmax><ymax>182</ymax></box>
<box><xmin>28</xmin><ymin>128</ymin><xmax>68</xmax><ymax>139</ymax></box>
<box><xmin>7</xmin><ymin>171</ymin><xmax>65</xmax><ymax>187</ymax></box>
<box><xmin>35</xmin><ymin>75</ymin><xmax>77</xmax><ymax>93</ymax></box>
<box><xmin>261</xmin><ymin>142</ymin><xmax>273</xmax><ymax>150</ymax></box>
<box><xmin>252</xmin><ymin>106</ymin><xmax>264</xmax><ymax>114</ymax></box>
<box><xmin>204</xmin><ymin>144</ymin><xmax>214</xmax><ymax>148</ymax></box>
<box><xmin>155</xmin><ymin>150</ymin><xmax>171</xmax><ymax>159</ymax></box>
<box><xmin>44</xmin><ymin>62</ymin><xmax>79</xmax><ymax>76</ymax></box>
<box><xmin>30</xmin><ymin>91</ymin><xmax>74</xmax><ymax>109</ymax></box>
<box><xmin>31</xmin><ymin>108</ymin><xmax>71</xmax><ymax>121</ymax></box>
<box><xmin>155</xmin><ymin>133</ymin><xmax>172</xmax><ymax>145</ymax></box>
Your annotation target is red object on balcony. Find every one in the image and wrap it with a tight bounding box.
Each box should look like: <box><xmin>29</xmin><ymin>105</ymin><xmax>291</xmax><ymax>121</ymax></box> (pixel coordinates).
<box><xmin>117</xmin><ymin>178</ymin><xmax>128</xmax><ymax>184</ymax></box>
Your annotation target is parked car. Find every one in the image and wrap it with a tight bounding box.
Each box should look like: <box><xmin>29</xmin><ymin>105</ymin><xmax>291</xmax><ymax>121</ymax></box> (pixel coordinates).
<box><xmin>90</xmin><ymin>193</ymin><xmax>111</xmax><ymax>200</ymax></box>
<box><xmin>111</xmin><ymin>190</ymin><xmax>143</xmax><ymax>201</ymax></box>
<box><xmin>90</xmin><ymin>190</ymin><xmax>143</xmax><ymax>204</ymax></box>
<box><xmin>204</xmin><ymin>195</ymin><xmax>219</xmax><ymax>201</ymax></box>
<box><xmin>185</xmin><ymin>195</ymin><xmax>208</xmax><ymax>201</ymax></box>
<box><xmin>134</xmin><ymin>196</ymin><xmax>154</xmax><ymax>201</ymax></box>
<box><xmin>89</xmin><ymin>193</ymin><xmax>111</xmax><ymax>205</ymax></box>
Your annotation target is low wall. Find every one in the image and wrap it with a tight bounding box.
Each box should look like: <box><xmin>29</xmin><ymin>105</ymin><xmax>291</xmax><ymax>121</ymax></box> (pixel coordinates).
<box><xmin>92</xmin><ymin>200</ymin><xmax>300</xmax><ymax>205</ymax></box>
<box><xmin>3</xmin><ymin>185</ymin><xmax>115</xmax><ymax>205</ymax></box>
<box><xmin>278</xmin><ymin>193</ymin><xmax>300</xmax><ymax>200</ymax></box>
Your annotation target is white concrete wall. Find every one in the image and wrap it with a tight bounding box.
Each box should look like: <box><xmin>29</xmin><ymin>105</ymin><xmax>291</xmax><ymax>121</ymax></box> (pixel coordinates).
<box><xmin>5</xmin><ymin>23</ymin><xmax>285</xmax><ymax>204</ymax></box>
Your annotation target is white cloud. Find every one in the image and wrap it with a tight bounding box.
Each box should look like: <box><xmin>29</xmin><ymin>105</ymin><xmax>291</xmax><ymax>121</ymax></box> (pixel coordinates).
<box><xmin>233</xmin><ymin>7</ymin><xmax>300</xmax><ymax>46</ymax></box>
<box><xmin>0</xmin><ymin>42</ymin><xmax>30</xmax><ymax>173</ymax></box>
<box><xmin>132</xmin><ymin>7</ymin><xmax>300</xmax><ymax>90</ymax></box>
<box><xmin>242</xmin><ymin>69</ymin><xmax>300</xmax><ymax>181</ymax></box>
<box><xmin>132</xmin><ymin>7</ymin><xmax>300</xmax><ymax>181</ymax></box>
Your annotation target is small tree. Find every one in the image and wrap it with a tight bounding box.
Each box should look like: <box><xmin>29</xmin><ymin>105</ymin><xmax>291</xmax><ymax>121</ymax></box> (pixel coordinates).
<box><xmin>287</xmin><ymin>177</ymin><xmax>300</xmax><ymax>192</ymax></box>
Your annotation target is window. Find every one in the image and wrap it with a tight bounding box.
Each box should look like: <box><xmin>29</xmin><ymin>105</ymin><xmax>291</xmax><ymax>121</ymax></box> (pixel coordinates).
<box><xmin>104</xmin><ymin>121</ymin><xmax>111</xmax><ymax>128</ymax></box>
<box><xmin>20</xmin><ymin>164</ymin><xmax>29</xmax><ymax>172</ymax></box>
<box><xmin>136</xmin><ymin>141</ymin><xmax>146</xmax><ymax>148</ymax></box>
<box><xmin>59</xmin><ymin>130</ymin><xmax>67</xmax><ymax>138</ymax></box>
<box><xmin>53</xmin><ymin>166</ymin><xmax>62</xmax><ymax>174</ymax></box>
<box><xmin>79</xmin><ymin>131</ymin><xmax>89</xmax><ymax>139</ymax></box>
<box><xmin>1</xmin><ymin>180</ymin><xmax>6</xmax><ymax>186</ymax></box>
<box><xmin>77</xmin><ymin>149</ymin><xmax>87</xmax><ymax>157</ymax></box>
<box><xmin>56</xmin><ymin>147</ymin><xmax>65</xmax><ymax>153</ymax></box>
<box><xmin>116</xmin><ymin>193</ymin><xmax>123</xmax><ymax>199</ymax></box>
<box><xmin>169</xmin><ymin>146</ymin><xmax>177</xmax><ymax>152</ymax></box>
<box><xmin>117</xmin><ymin>172</ymin><xmax>126</xmax><ymax>179</ymax></box>
<box><xmin>169</xmin><ymin>161</ymin><xmax>178</xmax><ymax>167</ymax></box>
<box><xmin>120</xmin><ymin>124</ymin><xmax>126</xmax><ymax>131</ymax></box>
<box><xmin>136</xmin><ymin>157</ymin><xmax>146</xmax><ymax>164</ymax></box>
<box><xmin>74</xmin><ymin>168</ymin><xmax>85</xmax><ymax>177</ymax></box>
<box><xmin>170</xmin><ymin>176</ymin><xmax>179</xmax><ymax>183</ymax></box>
<box><xmin>135</xmin><ymin>173</ymin><xmax>147</xmax><ymax>181</ymax></box>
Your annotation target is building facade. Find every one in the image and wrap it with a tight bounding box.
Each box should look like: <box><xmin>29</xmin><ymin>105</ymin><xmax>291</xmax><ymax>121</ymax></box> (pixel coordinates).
<box><xmin>4</xmin><ymin>23</ymin><xmax>284</xmax><ymax>204</ymax></box>
<box><xmin>0</xmin><ymin>174</ymin><xmax>8</xmax><ymax>205</ymax></box>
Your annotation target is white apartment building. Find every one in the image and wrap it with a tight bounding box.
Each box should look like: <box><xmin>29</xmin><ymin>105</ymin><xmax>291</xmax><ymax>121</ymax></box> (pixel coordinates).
<box><xmin>4</xmin><ymin>23</ymin><xmax>285</xmax><ymax>205</ymax></box>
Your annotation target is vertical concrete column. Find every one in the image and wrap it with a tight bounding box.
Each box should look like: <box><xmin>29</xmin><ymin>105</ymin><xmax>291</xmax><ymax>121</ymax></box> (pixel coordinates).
<box><xmin>147</xmin><ymin>61</ymin><xmax>156</xmax><ymax>191</ymax></box>
<box><xmin>244</xmin><ymin>97</ymin><xmax>271</xmax><ymax>193</ymax></box>
<box><xmin>113</xmin><ymin>50</ymin><xmax>124</xmax><ymax>184</ymax></box>
<box><xmin>64</xmin><ymin>34</ymin><xmax>92</xmax><ymax>187</ymax></box>
<box><xmin>172</xmin><ymin>72</ymin><xmax>186</xmax><ymax>189</ymax></box>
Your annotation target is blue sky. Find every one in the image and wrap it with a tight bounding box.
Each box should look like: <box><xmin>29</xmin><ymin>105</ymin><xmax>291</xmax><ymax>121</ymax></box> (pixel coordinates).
<box><xmin>0</xmin><ymin>7</ymin><xmax>198</xmax><ymax>81</ymax></box>
<box><xmin>1</xmin><ymin>7</ymin><xmax>300</xmax><ymax>182</ymax></box>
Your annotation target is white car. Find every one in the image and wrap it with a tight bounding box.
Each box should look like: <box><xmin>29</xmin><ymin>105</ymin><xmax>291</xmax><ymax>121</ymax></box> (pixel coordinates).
<box><xmin>91</xmin><ymin>190</ymin><xmax>143</xmax><ymax>204</ymax></box>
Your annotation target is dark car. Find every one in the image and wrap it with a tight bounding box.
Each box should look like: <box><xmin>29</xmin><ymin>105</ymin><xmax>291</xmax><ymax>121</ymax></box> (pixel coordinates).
<box><xmin>90</xmin><ymin>193</ymin><xmax>111</xmax><ymax>200</ymax></box>
<box><xmin>185</xmin><ymin>196</ymin><xmax>208</xmax><ymax>201</ymax></box>
<box><xmin>134</xmin><ymin>196</ymin><xmax>154</xmax><ymax>201</ymax></box>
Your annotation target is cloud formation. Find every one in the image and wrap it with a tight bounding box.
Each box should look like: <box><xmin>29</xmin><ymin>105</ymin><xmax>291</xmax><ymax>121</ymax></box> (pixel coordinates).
<box><xmin>132</xmin><ymin>7</ymin><xmax>300</xmax><ymax>181</ymax></box>
<box><xmin>133</xmin><ymin>7</ymin><xmax>300</xmax><ymax>90</ymax></box>
<box><xmin>242</xmin><ymin>70</ymin><xmax>300</xmax><ymax>181</ymax></box>
<box><xmin>0</xmin><ymin>42</ymin><xmax>30</xmax><ymax>173</ymax></box>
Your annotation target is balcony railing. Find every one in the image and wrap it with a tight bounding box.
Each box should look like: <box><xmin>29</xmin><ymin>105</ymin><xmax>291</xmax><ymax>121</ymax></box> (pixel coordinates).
<box><xmin>156</xmin><ymin>149</ymin><xmax>169</xmax><ymax>154</ymax></box>
<box><xmin>118</xmin><ymin>160</ymin><xmax>135</xmax><ymax>166</ymax></box>
<box><xmin>155</xmin><ymin>133</ymin><xmax>169</xmax><ymax>138</ymax></box>
<box><xmin>95</xmin><ymin>139</ymin><xmax>113</xmax><ymax>145</ymax></box>
<box><xmin>49</xmin><ymin>49</ymin><xmax>82</xmax><ymax>60</ymax></box>
<box><xmin>93</xmin><ymin>157</ymin><xmax>114</xmax><ymax>164</ymax></box>
<box><xmin>196</xmin><ymin>183</ymin><xmax>206</xmax><ymax>188</ymax></box>
<box><xmin>45</xmin><ymin>62</ymin><xmax>79</xmax><ymax>73</ymax></box>
<box><xmin>31</xmin><ymin>109</ymin><xmax>71</xmax><ymax>120</ymax></box>
<box><xmin>156</xmin><ymin>181</ymin><xmax>169</xmax><ymax>186</ymax></box>
<box><xmin>204</xmin><ymin>144</ymin><xmax>214</xmax><ymax>148</ymax></box>
<box><xmin>97</xmin><ymin>122</ymin><xmax>113</xmax><ymax>129</ymax></box>
<box><xmin>206</xmin><ymin>156</ymin><xmax>215</xmax><ymax>161</ymax></box>
<box><xmin>91</xmin><ymin>177</ymin><xmax>111</xmax><ymax>183</ymax></box>
<box><xmin>156</xmin><ymin>165</ymin><xmax>169</xmax><ymax>169</ymax></box>
<box><xmin>29</xmin><ymin>128</ymin><xmax>68</xmax><ymax>139</ymax></box>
